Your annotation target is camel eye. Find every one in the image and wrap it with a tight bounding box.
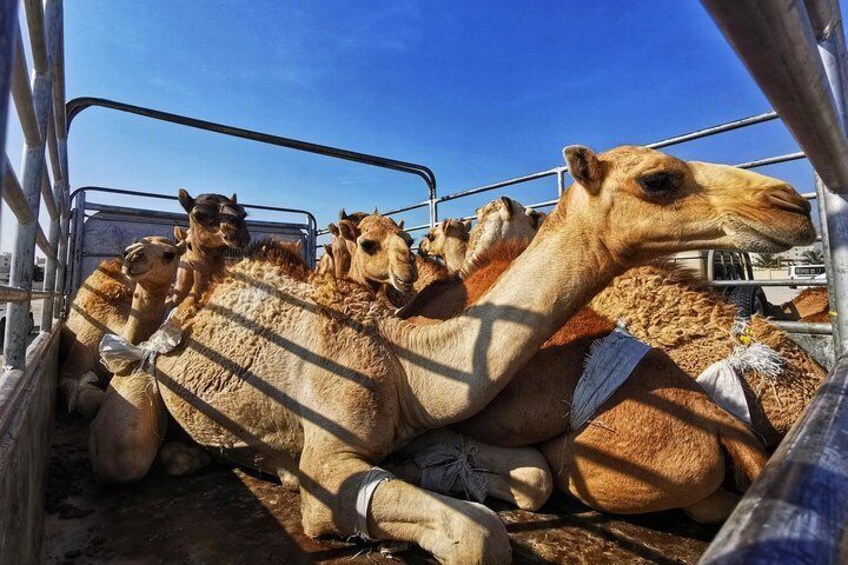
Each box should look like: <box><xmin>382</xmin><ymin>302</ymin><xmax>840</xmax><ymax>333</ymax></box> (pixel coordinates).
<box><xmin>639</xmin><ymin>173</ymin><xmax>678</xmax><ymax>194</ymax></box>
<box><xmin>193</xmin><ymin>210</ymin><xmax>211</xmax><ymax>222</ymax></box>
<box><xmin>163</xmin><ymin>251</ymin><xmax>176</xmax><ymax>262</ymax></box>
<box><xmin>359</xmin><ymin>239</ymin><xmax>379</xmax><ymax>254</ymax></box>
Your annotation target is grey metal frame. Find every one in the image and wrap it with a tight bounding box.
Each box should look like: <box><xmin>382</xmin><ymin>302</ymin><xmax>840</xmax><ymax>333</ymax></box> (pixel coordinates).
<box><xmin>1</xmin><ymin>0</ymin><xmax>68</xmax><ymax>370</ymax></box>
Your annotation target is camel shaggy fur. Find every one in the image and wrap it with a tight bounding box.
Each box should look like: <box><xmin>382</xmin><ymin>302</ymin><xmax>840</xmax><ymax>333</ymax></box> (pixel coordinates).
<box><xmin>780</xmin><ymin>286</ymin><xmax>830</xmax><ymax>322</ymax></box>
<box><xmin>99</xmin><ymin>145</ymin><xmax>814</xmax><ymax>563</ymax></box>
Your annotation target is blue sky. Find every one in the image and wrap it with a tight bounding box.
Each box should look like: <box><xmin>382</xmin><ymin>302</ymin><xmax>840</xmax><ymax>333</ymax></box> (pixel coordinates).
<box><xmin>0</xmin><ymin>0</ymin><xmax>829</xmax><ymax>252</ymax></box>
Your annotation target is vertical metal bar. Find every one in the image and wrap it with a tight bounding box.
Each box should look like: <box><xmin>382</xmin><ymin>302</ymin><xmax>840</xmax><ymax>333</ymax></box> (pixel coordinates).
<box><xmin>0</xmin><ymin>0</ymin><xmax>19</xmax><ymax>188</ymax></box>
<box><xmin>556</xmin><ymin>167</ymin><xmax>565</xmax><ymax>196</ymax></box>
<box><xmin>40</xmin><ymin>179</ymin><xmax>61</xmax><ymax>330</ymax></box>
<box><xmin>816</xmin><ymin>30</ymin><xmax>848</xmax><ymax>352</ymax></box>
<box><xmin>4</xmin><ymin>1</ymin><xmax>57</xmax><ymax>367</ymax></box>
<box><xmin>70</xmin><ymin>191</ymin><xmax>85</xmax><ymax>295</ymax></box>
<box><xmin>53</xmin><ymin>204</ymin><xmax>69</xmax><ymax>318</ymax></box>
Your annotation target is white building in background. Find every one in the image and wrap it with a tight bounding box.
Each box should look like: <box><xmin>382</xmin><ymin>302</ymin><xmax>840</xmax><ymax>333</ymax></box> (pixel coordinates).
<box><xmin>0</xmin><ymin>252</ymin><xmax>10</xmax><ymax>273</ymax></box>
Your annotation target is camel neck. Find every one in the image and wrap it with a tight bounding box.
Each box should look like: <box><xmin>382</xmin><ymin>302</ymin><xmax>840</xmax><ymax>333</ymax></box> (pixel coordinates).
<box><xmin>384</xmin><ymin>199</ymin><xmax>622</xmax><ymax>427</ymax></box>
<box><xmin>187</xmin><ymin>245</ymin><xmax>226</xmax><ymax>298</ymax></box>
<box><xmin>123</xmin><ymin>283</ymin><xmax>170</xmax><ymax>344</ymax></box>
<box><xmin>443</xmin><ymin>239</ymin><xmax>468</xmax><ymax>273</ymax></box>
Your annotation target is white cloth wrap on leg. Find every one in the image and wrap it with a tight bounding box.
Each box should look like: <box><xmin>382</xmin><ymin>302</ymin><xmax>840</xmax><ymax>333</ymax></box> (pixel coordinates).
<box><xmin>99</xmin><ymin>314</ymin><xmax>182</xmax><ymax>375</ymax></box>
<box><xmin>571</xmin><ymin>325</ymin><xmax>651</xmax><ymax>430</ymax></box>
<box><xmin>354</xmin><ymin>466</ymin><xmax>394</xmax><ymax>541</ymax></box>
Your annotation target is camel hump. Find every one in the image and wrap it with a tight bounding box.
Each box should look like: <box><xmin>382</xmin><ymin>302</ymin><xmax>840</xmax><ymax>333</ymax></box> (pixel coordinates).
<box><xmin>712</xmin><ymin>403</ymin><xmax>768</xmax><ymax>489</ymax></box>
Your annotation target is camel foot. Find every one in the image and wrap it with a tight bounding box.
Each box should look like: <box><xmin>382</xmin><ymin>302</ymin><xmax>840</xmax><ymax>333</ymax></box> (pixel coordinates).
<box><xmin>683</xmin><ymin>488</ymin><xmax>740</xmax><ymax>524</ymax></box>
<box><xmin>159</xmin><ymin>442</ymin><xmax>212</xmax><ymax>477</ymax></box>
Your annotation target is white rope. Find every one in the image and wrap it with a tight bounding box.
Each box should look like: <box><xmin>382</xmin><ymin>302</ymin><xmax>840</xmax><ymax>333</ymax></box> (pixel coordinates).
<box><xmin>99</xmin><ymin>312</ymin><xmax>182</xmax><ymax>376</ymax></box>
<box><xmin>354</xmin><ymin>467</ymin><xmax>393</xmax><ymax>541</ymax></box>
<box><xmin>571</xmin><ymin>324</ymin><xmax>651</xmax><ymax>430</ymax></box>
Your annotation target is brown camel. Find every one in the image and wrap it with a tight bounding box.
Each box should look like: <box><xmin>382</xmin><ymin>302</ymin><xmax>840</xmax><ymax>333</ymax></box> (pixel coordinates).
<box><xmin>88</xmin><ymin>236</ymin><xmax>187</xmax><ymax>482</ymax></box>
<box><xmin>779</xmin><ymin>286</ymin><xmax>830</xmax><ymax>322</ymax></box>
<box><xmin>166</xmin><ymin>190</ymin><xmax>250</xmax><ymax>311</ymax></box>
<box><xmin>397</xmin><ymin>242</ymin><xmax>770</xmax><ymax>522</ymax></box>
<box><xmin>100</xmin><ymin>145</ymin><xmax>814</xmax><ymax>563</ymax></box>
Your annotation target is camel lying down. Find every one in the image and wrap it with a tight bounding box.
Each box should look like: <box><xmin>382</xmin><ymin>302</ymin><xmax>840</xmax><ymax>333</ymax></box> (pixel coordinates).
<box><xmin>94</xmin><ymin>145</ymin><xmax>815</xmax><ymax>564</ymax></box>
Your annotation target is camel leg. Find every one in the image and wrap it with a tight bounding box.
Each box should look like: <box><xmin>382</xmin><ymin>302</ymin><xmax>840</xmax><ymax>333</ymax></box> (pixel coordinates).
<box><xmin>388</xmin><ymin>428</ymin><xmax>553</xmax><ymax>511</ymax></box>
<box><xmin>59</xmin><ymin>340</ymin><xmax>104</xmax><ymax>419</ymax></box>
<box><xmin>89</xmin><ymin>373</ymin><xmax>166</xmax><ymax>483</ymax></box>
<box><xmin>299</xmin><ymin>443</ymin><xmax>511</xmax><ymax>564</ymax></box>
<box><xmin>159</xmin><ymin>441</ymin><xmax>212</xmax><ymax>477</ymax></box>
<box><xmin>682</xmin><ymin>488</ymin><xmax>740</xmax><ymax>524</ymax></box>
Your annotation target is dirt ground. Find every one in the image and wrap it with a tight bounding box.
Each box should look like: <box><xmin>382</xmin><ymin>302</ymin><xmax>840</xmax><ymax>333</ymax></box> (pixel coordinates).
<box><xmin>43</xmin><ymin>411</ymin><xmax>717</xmax><ymax>565</ymax></box>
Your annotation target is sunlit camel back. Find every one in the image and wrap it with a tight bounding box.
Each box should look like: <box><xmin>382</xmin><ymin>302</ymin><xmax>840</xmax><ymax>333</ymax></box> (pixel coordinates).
<box><xmin>167</xmin><ymin>189</ymin><xmax>251</xmax><ymax>313</ymax></box>
<box><xmin>779</xmin><ymin>286</ymin><xmax>830</xmax><ymax>322</ymax></box>
<box><xmin>419</xmin><ymin>218</ymin><xmax>472</xmax><ymax>274</ymax></box>
<box><xmin>59</xmin><ymin>234</ymin><xmax>187</xmax><ymax>419</ymax></box>
<box><xmin>109</xmin><ymin>145</ymin><xmax>813</xmax><ymax>564</ymax></box>
<box><xmin>88</xmin><ymin>236</ymin><xmax>187</xmax><ymax>482</ymax></box>
<box><xmin>461</xmin><ymin>196</ymin><xmax>545</xmax><ymax>273</ymax></box>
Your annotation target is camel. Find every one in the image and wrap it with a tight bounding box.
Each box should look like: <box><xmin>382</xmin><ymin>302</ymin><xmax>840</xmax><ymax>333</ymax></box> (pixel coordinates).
<box><xmin>58</xmin><ymin>229</ymin><xmax>189</xmax><ymax>419</ymax></box>
<box><xmin>316</xmin><ymin>244</ymin><xmax>335</xmax><ymax>276</ymax></box>
<box><xmin>166</xmin><ymin>190</ymin><xmax>250</xmax><ymax>311</ymax></box>
<box><xmin>779</xmin><ymin>286</ymin><xmax>830</xmax><ymax>322</ymax></box>
<box><xmin>419</xmin><ymin>218</ymin><xmax>473</xmax><ymax>274</ymax></box>
<box><xmin>87</xmin><ymin>236</ymin><xmax>187</xmax><ymax>482</ymax></box>
<box><xmin>396</xmin><ymin>241</ymin><xmax>769</xmax><ymax>522</ymax></box>
<box><xmin>100</xmin><ymin>145</ymin><xmax>814</xmax><ymax>563</ymax></box>
<box><xmin>462</xmin><ymin>196</ymin><xmax>544</xmax><ymax>272</ymax></box>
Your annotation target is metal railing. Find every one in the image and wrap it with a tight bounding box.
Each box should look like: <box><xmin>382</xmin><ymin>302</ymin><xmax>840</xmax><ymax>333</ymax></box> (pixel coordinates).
<box><xmin>1</xmin><ymin>0</ymin><xmax>68</xmax><ymax>370</ymax></box>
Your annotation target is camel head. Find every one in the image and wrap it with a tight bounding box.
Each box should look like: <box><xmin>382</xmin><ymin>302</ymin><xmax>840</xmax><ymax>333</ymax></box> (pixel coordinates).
<box><xmin>121</xmin><ymin>236</ymin><xmax>186</xmax><ymax>290</ymax></box>
<box><xmin>317</xmin><ymin>244</ymin><xmax>335</xmax><ymax>276</ymax></box>
<box><xmin>178</xmin><ymin>189</ymin><xmax>251</xmax><ymax>251</ymax></box>
<box><xmin>548</xmin><ymin>145</ymin><xmax>816</xmax><ymax>263</ymax></box>
<box><xmin>327</xmin><ymin>218</ymin><xmax>359</xmax><ymax>280</ymax></box>
<box><xmin>339</xmin><ymin>208</ymin><xmax>371</xmax><ymax>227</ymax></box>
<box><xmin>420</xmin><ymin>218</ymin><xmax>473</xmax><ymax>258</ymax></box>
<box><xmin>465</xmin><ymin>196</ymin><xmax>545</xmax><ymax>264</ymax></box>
<box><xmin>344</xmin><ymin>212</ymin><xmax>417</xmax><ymax>293</ymax></box>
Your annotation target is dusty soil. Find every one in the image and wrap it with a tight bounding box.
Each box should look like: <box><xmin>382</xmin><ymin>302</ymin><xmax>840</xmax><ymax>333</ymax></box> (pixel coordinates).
<box><xmin>43</xmin><ymin>412</ymin><xmax>717</xmax><ymax>565</ymax></box>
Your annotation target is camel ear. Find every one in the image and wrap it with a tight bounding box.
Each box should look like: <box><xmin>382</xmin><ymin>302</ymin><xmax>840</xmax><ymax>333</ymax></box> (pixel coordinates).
<box><xmin>462</xmin><ymin>219</ymin><xmax>473</xmax><ymax>233</ymax></box>
<box><xmin>564</xmin><ymin>145</ymin><xmax>603</xmax><ymax>194</ymax></box>
<box><xmin>339</xmin><ymin>221</ymin><xmax>359</xmax><ymax>242</ymax></box>
<box><xmin>328</xmin><ymin>223</ymin><xmax>340</xmax><ymax>236</ymax></box>
<box><xmin>498</xmin><ymin>196</ymin><xmax>514</xmax><ymax>221</ymax></box>
<box><xmin>229</xmin><ymin>193</ymin><xmax>237</xmax><ymax>204</ymax></box>
<box><xmin>175</xmin><ymin>238</ymin><xmax>188</xmax><ymax>255</ymax></box>
<box><xmin>178</xmin><ymin>189</ymin><xmax>195</xmax><ymax>213</ymax></box>
<box><xmin>526</xmin><ymin>208</ymin><xmax>545</xmax><ymax>229</ymax></box>
<box><xmin>174</xmin><ymin>225</ymin><xmax>188</xmax><ymax>242</ymax></box>
<box><xmin>340</xmin><ymin>208</ymin><xmax>348</xmax><ymax>221</ymax></box>
<box><xmin>397</xmin><ymin>220</ymin><xmax>405</xmax><ymax>230</ymax></box>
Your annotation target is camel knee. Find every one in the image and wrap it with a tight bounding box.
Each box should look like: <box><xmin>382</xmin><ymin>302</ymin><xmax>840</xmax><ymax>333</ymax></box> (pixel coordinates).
<box><xmin>428</xmin><ymin>500</ymin><xmax>511</xmax><ymax>565</ymax></box>
<box><xmin>683</xmin><ymin>488</ymin><xmax>740</xmax><ymax>524</ymax></box>
<box><xmin>89</xmin><ymin>427</ymin><xmax>158</xmax><ymax>483</ymax></box>
<box><xmin>504</xmin><ymin>463</ymin><xmax>553</xmax><ymax>511</ymax></box>
<box><xmin>75</xmin><ymin>385</ymin><xmax>105</xmax><ymax>420</ymax></box>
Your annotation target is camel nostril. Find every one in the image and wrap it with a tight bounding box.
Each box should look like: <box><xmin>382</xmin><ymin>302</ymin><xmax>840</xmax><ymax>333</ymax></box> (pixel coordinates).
<box><xmin>766</xmin><ymin>188</ymin><xmax>811</xmax><ymax>215</ymax></box>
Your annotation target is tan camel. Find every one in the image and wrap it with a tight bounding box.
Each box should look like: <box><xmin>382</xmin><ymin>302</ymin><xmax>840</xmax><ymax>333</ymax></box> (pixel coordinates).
<box><xmin>398</xmin><ymin>242</ymin><xmax>769</xmax><ymax>522</ymax></box>
<box><xmin>462</xmin><ymin>196</ymin><xmax>544</xmax><ymax>272</ymax></box>
<box><xmin>87</xmin><ymin>236</ymin><xmax>187</xmax><ymax>482</ymax></box>
<box><xmin>103</xmin><ymin>145</ymin><xmax>813</xmax><ymax>563</ymax></box>
<box><xmin>166</xmin><ymin>190</ymin><xmax>250</xmax><ymax>311</ymax></box>
<box><xmin>419</xmin><ymin>219</ymin><xmax>473</xmax><ymax>274</ymax></box>
<box><xmin>58</xmin><ymin>230</ymin><xmax>189</xmax><ymax>419</ymax></box>
<box><xmin>316</xmin><ymin>244</ymin><xmax>335</xmax><ymax>276</ymax></box>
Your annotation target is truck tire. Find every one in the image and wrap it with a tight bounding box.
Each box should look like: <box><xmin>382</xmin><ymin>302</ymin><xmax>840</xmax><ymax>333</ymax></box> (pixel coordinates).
<box><xmin>726</xmin><ymin>286</ymin><xmax>768</xmax><ymax>318</ymax></box>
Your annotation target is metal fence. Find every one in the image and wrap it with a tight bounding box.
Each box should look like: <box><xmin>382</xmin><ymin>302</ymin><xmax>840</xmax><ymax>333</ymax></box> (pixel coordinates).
<box><xmin>0</xmin><ymin>0</ymin><xmax>68</xmax><ymax>370</ymax></box>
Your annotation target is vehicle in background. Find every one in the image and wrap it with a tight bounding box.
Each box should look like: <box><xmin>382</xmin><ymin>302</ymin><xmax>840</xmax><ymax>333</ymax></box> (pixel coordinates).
<box><xmin>670</xmin><ymin>250</ymin><xmax>767</xmax><ymax>317</ymax></box>
<box><xmin>0</xmin><ymin>304</ymin><xmax>35</xmax><ymax>348</ymax></box>
<box><xmin>788</xmin><ymin>264</ymin><xmax>827</xmax><ymax>288</ymax></box>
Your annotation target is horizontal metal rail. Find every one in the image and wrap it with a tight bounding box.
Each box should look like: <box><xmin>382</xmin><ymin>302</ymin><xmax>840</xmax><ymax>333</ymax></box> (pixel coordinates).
<box><xmin>646</xmin><ymin>111</ymin><xmax>780</xmax><ymax>149</ymax></box>
<box><xmin>771</xmin><ymin>320</ymin><xmax>833</xmax><ymax>335</ymax></box>
<box><xmin>0</xmin><ymin>285</ymin><xmax>56</xmax><ymax>302</ymax></box>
